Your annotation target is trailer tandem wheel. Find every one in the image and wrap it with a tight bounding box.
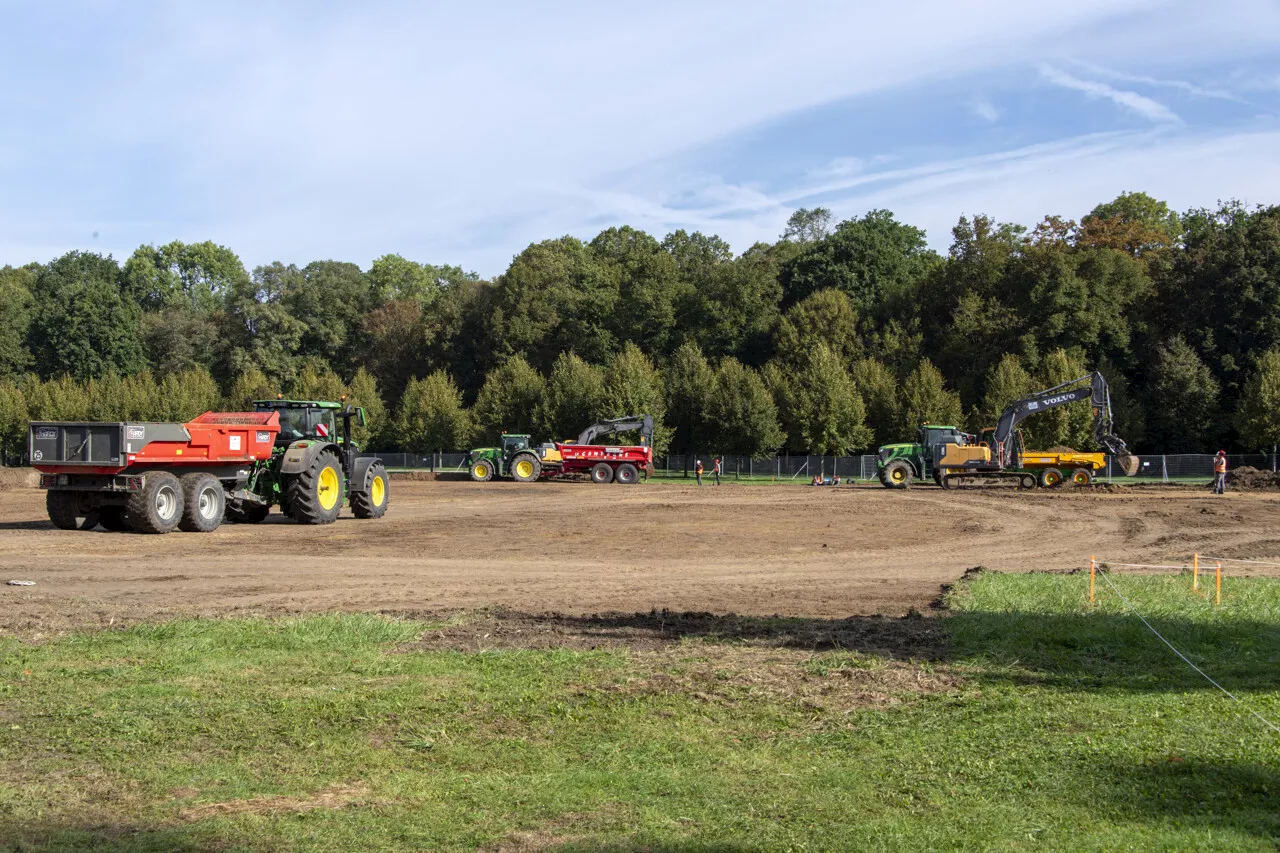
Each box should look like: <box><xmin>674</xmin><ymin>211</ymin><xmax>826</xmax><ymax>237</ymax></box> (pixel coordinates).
<box><xmin>590</xmin><ymin>462</ymin><xmax>614</xmax><ymax>484</ymax></box>
<box><xmin>179</xmin><ymin>473</ymin><xmax>226</xmax><ymax>533</ymax></box>
<box><xmin>128</xmin><ymin>472</ymin><xmax>185</xmax><ymax>534</ymax></box>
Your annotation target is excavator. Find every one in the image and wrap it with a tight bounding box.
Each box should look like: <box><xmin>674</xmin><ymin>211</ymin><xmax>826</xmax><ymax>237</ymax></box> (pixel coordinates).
<box><xmin>877</xmin><ymin>373</ymin><xmax>1138</xmax><ymax>489</ymax></box>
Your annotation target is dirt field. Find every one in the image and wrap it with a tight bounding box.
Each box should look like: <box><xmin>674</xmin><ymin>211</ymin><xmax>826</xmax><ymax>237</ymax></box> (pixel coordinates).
<box><xmin>3</xmin><ymin>478</ymin><xmax>1280</xmax><ymax>636</ymax></box>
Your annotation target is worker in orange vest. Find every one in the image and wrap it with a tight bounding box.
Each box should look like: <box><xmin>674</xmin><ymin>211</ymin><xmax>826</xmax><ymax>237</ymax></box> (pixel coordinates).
<box><xmin>1214</xmin><ymin>450</ymin><xmax>1227</xmax><ymax>494</ymax></box>
<box><xmin>712</xmin><ymin>456</ymin><xmax>722</xmax><ymax>485</ymax></box>
<box><xmin>695</xmin><ymin>459</ymin><xmax>704</xmax><ymax>486</ymax></box>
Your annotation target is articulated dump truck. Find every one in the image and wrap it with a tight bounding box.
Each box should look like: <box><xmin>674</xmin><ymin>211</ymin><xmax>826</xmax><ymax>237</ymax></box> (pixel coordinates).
<box><xmin>29</xmin><ymin>399</ymin><xmax>389</xmax><ymax>534</ymax></box>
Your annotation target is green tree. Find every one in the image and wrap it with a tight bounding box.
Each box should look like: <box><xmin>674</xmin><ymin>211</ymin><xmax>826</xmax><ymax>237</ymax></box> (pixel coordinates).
<box><xmin>120</xmin><ymin>371</ymin><xmax>162</xmax><ymax>420</ymax></box>
<box><xmin>590</xmin><ymin>227</ymin><xmax>685</xmax><ymax>356</ymax></box>
<box><xmin>396</xmin><ymin>371</ymin><xmax>472</xmax><ymax>453</ymax></box>
<box><xmin>1237</xmin><ymin>349</ymin><xmax>1280</xmax><ymax>450</ymax></box>
<box><xmin>1034</xmin><ymin>349</ymin><xmax>1095</xmax><ymax>450</ymax></box>
<box><xmin>536</xmin><ymin>352</ymin><xmax>606</xmax><ymax>442</ymax></box>
<box><xmin>774</xmin><ymin>345</ymin><xmax>872</xmax><ymax>454</ymax></box>
<box><xmin>281</xmin><ymin>261</ymin><xmax>374</xmax><ymax>374</ymax></box>
<box><xmin>141</xmin><ymin>308</ymin><xmax>220</xmax><ymax>377</ymax></box>
<box><xmin>773</xmin><ymin>288</ymin><xmax>863</xmax><ymax>367</ymax></box>
<box><xmin>1149</xmin><ymin>336</ymin><xmax>1220</xmax><ymax>451</ymax></box>
<box><xmin>471</xmin><ymin>355</ymin><xmax>545</xmax><ymax>444</ymax></box>
<box><xmin>850</xmin><ymin>357</ymin><xmax>900</xmax><ymax>447</ymax></box>
<box><xmin>664</xmin><ymin>341</ymin><xmax>715</xmax><ymax>454</ymax></box>
<box><xmin>781</xmin><ymin>207</ymin><xmax>833</xmax><ymax>244</ymax></box>
<box><xmin>157</xmin><ymin>367</ymin><xmax>222</xmax><ymax>421</ymax></box>
<box><xmin>0</xmin><ymin>265</ymin><xmax>36</xmax><ymax>380</ymax></box>
<box><xmin>23</xmin><ymin>375</ymin><xmax>90</xmax><ymax>422</ymax></box>
<box><xmin>603</xmin><ymin>343</ymin><xmax>669</xmax><ymax>451</ymax></box>
<box><xmin>223</xmin><ymin>366</ymin><xmax>277</xmax><ymax>411</ymax></box>
<box><xmin>894</xmin><ymin>359</ymin><xmax>964</xmax><ymax>438</ymax></box>
<box><xmin>122</xmin><ymin>240</ymin><xmax>249</xmax><ymax>312</ymax></box>
<box><xmin>979</xmin><ymin>353</ymin><xmax>1037</xmax><ymax>438</ymax></box>
<box><xmin>218</xmin><ymin>264</ymin><xmax>308</xmax><ymax>386</ymax></box>
<box><xmin>0</xmin><ymin>380</ymin><xmax>29</xmax><ymax>462</ymax></box>
<box><xmin>704</xmin><ymin>358</ymin><xmax>784</xmax><ymax>456</ymax></box>
<box><xmin>29</xmin><ymin>252</ymin><xmax>145</xmax><ymax>380</ymax></box>
<box><xmin>369</xmin><ymin>254</ymin><xmax>477</xmax><ymax>304</ymax></box>
<box><xmin>346</xmin><ymin>367</ymin><xmax>388</xmax><ymax>450</ymax></box>
<box><xmin>1080</xmin><ymin>191</ymin><xmax>1182</xmax><ymax>256</ymax></box>
<box><xmin>288</xmin><ymin>361</ymin><xmax>347</xmax><ymax>402</ymax></box>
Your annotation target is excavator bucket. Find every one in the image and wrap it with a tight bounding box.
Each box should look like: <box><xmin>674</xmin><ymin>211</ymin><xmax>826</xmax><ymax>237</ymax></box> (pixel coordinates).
<box><xmin>1116</xmin><ymin>453</ymin><xmax>1140</xmax><ymax>476</ymax></box>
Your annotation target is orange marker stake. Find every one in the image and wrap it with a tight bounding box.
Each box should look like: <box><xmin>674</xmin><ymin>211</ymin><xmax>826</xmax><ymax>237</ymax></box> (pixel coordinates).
<box><xmin>1193</xmin><ymin>553</ymin><xmax>1199</xmax><ymax>591</ymax></box>
<box><xmin>1216</xmin><ymin>562</ymin><xmax>1222</xmax><ymax>607</ymax></box>
<box><xmin>1089</xmin><ymin>555</ymin><xmax>1096</xmax><ymax>604</ymax></box>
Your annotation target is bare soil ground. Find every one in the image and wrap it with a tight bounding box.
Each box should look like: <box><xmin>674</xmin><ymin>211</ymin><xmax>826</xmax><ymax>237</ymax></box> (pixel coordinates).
<box><xmin>3</xmin><ymin>478</ymin><xmax>1280</xmax><ymax>637</ymax></box>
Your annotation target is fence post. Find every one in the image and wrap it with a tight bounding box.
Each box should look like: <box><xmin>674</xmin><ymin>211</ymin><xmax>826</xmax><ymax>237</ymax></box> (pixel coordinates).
<box><xmin>1193</xmin><ymin>553</ymin><xmax>1199</xmax><ymax>591</ymax></box>
<box><xmin>1162</xmin><ymin>455</ymin><xmax>1168</xmax><ymax>484</ymax></box>
<box><xmin>1107</xmin><ymin>455</ymin><xmax>1112</xmax><ymax>484</ymax></box>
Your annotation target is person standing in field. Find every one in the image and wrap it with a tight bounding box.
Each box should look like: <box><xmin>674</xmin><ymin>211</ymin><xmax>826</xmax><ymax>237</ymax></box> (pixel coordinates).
<box><xmin>1215</xmin><ymin>450</ymin><xmax>1228</xmax><ymax>494</ymax></box>
<box><xmin>695</xmin><ymin>459</ymin><xmax>704</xmax><ymax>486</ymax></box>
<box><xmin>712</xmin><ymin>456</ymin><xmax>722</xmax><ymax>485</ymax></box>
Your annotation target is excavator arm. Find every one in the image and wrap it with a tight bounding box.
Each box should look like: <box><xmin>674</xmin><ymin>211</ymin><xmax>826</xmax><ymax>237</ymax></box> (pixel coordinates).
<box><xmin>992</xmin><ymin>373</ymin><xmax>1138</xmax><ymax>474</ymax></box>
<box><xmin>575</xmin><ymin>414</ymin><xmax>655</xmax><ymax>447</ymax></box>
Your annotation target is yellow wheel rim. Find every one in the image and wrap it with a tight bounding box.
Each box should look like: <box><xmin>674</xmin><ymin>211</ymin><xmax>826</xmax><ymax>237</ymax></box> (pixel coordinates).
<box><xmin>515</xmin><ymin>460</ymin><xmax>533</xmax><ymax>478</ymax></box>
<box><xmin>473</xmin><ymin>464</ymin><xmax>487</xmax><ymax>479</ymax></box>
<box><xmin>891</xmin><ymin>468</ymin><xmax>904</xmax><ymax>481</ymax></box>
<box><xmin>371</xmin><ymin>475</ymin><xmax>386</xmax><ymax>506</ymax></box>
<box><xmin>1045</xmin><ymin>473</ymin><xmax>1059</xmax><ymax>485</ymax></box>
<box><xmin>318</xmin><ymin>466</ymin><xmax>340</xmax><ymax>511</ymax></box>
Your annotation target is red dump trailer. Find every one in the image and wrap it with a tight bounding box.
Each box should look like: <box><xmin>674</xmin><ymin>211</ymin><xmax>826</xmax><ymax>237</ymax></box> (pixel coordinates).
<box><xmin>30</xmin><ymin>411</ymin><xmax>280</xmax><ymax>533</ymax></box>
<box><xmin>552</xmin><ymin>441</ymin><xmax>654</xmax><ymax>484</ymax></box>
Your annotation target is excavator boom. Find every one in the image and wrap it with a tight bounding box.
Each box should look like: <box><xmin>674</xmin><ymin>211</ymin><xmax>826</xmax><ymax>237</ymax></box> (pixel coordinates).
<box><xmin>993</xmin><ymin>373</ymin><xmax>1137</xmax><ymax>475</ymax></box>
<box><xmin>575</xmin><ymin>414</ymin><xmax>655</xmax><ymax>447</ymax></box>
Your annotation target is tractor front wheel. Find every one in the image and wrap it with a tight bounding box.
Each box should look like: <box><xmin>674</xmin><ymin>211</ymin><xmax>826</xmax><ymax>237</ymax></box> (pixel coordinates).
<box><xmin>288</xmin><ymin>450</ymin><xmax>345</xmax><ymax>525</ymax></box>
<box><xmin>352</xmin><ymin>462</ymin><xmax>390</xmax><ymax>519</ymax></box>
<box><xmin>510</xmin><ymin>453</ymin><xmax>542</xmax><ymax>483</ymax></box>
<box><xmin>881</xmin><ymin>460</ymin><xmax>913</xmax><ymax>489</ymax></box>
<box><xmin>179</xmin><ymin>473</ymin><xmax>225</xmax><ymax>533</ymax></box>
<box><xmin>127</xmin><ymin>472</ymin><xmax>184</xmax><ymax>534</ymax></box>
<box><xmin>470</xmin><ymin>458</ymin><xmax>495</xmax><ymax>482</ymax></box>
<box><xmin>615</xmin><ymin>463</ymin><xmax>639</xmax><ymax>485</ymax></box>
<box><xmin>590</xmin><ymin>462</ymin><xmax>614</xmax><ymax>484</ymax></box>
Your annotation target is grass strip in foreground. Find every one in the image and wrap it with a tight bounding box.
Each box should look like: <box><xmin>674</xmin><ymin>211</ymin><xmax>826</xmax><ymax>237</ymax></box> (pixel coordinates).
<box><xmin>1</xmin><ymin>572</ymin><xmax>1278</xmax><ymax>851</ymax></box>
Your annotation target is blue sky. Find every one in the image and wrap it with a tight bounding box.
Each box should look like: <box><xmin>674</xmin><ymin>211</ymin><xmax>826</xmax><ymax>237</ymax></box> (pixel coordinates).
<box><xmin>2</xmin><ymin>1</ymin><xmax>1279</xmax><ymax>277</ymax></box>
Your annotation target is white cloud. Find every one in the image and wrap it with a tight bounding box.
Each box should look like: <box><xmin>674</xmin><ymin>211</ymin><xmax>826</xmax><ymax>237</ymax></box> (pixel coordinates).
<box><xmin>1069</xmin><ymin>60</ymin><xmax>1248</xmax><ymax>103</ymax></box>
<box><xmin>973</xmin><ymin>100</ymin><xmax>1001</xmax><ymax>122</ymax></box>
<box><xmin>1039</xmin><ymin>65</ymin><xmax>1181</xmax><ymax>123</ymax></box>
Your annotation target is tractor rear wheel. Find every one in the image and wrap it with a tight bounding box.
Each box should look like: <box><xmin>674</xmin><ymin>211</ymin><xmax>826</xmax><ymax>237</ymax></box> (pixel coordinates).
<box><xmin>615</xmin><ymin>463</ymin><xmax>639</xmax><ymax>485</ymax></box>
<box><xmin>510</xmin><ymin>453</ymin><xmax>542</xmax><ymax>483</ymax></box>
<box><xmin>99</xmin><ymin>506</ymin><xmax>131</xmax><ymax>531</ymax></box>
<box><xmin>881</xmin><ymin>460</ymin><xmax>913</xmax><ymax>489</ymax></box>
<box><xmin>46</xmin><ymin>491</ymin><xmax>96</xmax><ymax>530</ymax></box>
<box><xmin>1071</xmin><ymin>468</ymin><xmax>1094</xmax><ymax>486</ymax></box>
<box><xmin>127</xmin><ymin>472</ymin><xmax>184</xmax><ymax>534</ymax></box>
<box><xmin>1039</xmin><ymin>468</ymin><xmax>1064</xmax><ymax>488</ymax></box>
<box><xmin>470</xmin><ymin>458</ymin><xmax>495</xmax><ymax>482</ymax></box>
<box><xmin>352</xmin><ymin>462</ymin><xmax>390</xmax><ymax>519</ymax></box>
<box><xmin>288</xmin><ymin>450</ymin><xmax>344</xmax><ymax>525</ymax></box>
<box><xmin>179</xmin><ymin>473</ymin><xmax>225</xmax><ymax>533</ymax></box>
<box><xmin>590</xmin><ymin>462</ymin><xmax>614</xmax><ymax>484</ymax></box>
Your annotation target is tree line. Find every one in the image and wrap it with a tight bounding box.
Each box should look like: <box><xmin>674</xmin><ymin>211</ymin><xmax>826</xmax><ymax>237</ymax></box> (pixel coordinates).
<box><xmin>3</xmin><ymin>191</ymin><xmax>1280</xmax><ymax>461</ymax></box>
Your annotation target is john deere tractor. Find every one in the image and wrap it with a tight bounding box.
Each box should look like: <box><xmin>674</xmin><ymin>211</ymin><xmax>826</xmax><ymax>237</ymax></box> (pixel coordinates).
<box><xmin>224</xmin><ymin>398</ymin><xmax>391</xmax><ymax>524</ymax></box>
<box><xmin>466</xmin><ymin>433</ymin><xmax>558</xmax><ymax>483</ymax></box>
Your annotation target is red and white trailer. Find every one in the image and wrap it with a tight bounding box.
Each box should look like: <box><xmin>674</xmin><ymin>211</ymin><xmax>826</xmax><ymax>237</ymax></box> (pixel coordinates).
<box><xmin>552</xmin><ymin>441</ymin><xmax>654</xmax><ymax>484</ymax></box>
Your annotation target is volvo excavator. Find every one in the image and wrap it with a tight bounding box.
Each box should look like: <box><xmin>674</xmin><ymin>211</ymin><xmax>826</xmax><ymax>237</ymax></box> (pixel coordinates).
<box><xmin>877</xmin><ymin>373</ymin><xmax>1138</xmax><ymax>489</ymax></box>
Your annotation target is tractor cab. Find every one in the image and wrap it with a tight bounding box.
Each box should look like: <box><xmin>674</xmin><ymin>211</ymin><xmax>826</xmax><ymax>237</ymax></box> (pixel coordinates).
<box><xmin>254</xmin><ymin>399</ymin><xmax>345</xmax><ymax>445</ymax></box>
<box><xmin>916</xmin><ymin>425</ymin><xmax>972</xmax><ymax>476</ymax></box>
<box><xmin>500</xmin><ymin>433</ymin><xmax>532</xmax><ymax>456</ymax></box>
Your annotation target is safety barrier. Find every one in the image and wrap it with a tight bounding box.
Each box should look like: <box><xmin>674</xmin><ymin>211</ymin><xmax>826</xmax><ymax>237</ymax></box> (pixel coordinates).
<box><xmin>1084</xmin><ymin>552</ymin><xmax>1280</xmax><ymax>735</ymax></box>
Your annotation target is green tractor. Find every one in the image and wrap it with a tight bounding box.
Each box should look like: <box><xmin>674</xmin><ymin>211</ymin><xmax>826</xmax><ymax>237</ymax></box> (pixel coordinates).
<box><xmin>465</xmin><ymin>433</ymin><xmax>548</xmax><ymax>483</ymax></box>
<box><xmin>225</xmin><ymin>399</ymin><xmax>391</xmax><ymax>524</ymax></box>
<box><xmin>875</xmin><ymin>424</ymin><xmax>972</xmax><ymax>489</ymax></box>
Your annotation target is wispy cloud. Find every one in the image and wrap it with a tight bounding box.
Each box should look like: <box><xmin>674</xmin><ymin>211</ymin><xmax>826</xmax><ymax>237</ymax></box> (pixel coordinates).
<box><xmin>1071</xmin><ymin>60</ymin><xmax>1248</xmax><ymax>103</ymax></box>
<box><xmin>973</xmin><ymin>99</ymin><xmax>1001</xmax><ymax>122</ymax></box>
<box><xmin>1039</xmin><ymin>65</ymin><xmax>1181</xmax><ymax>123</ymax></box>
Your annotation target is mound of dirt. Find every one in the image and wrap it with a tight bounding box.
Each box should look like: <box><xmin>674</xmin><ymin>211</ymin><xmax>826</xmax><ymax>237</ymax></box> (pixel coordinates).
<box><xmin>1046</xmin><ymin>445</ymin><xmax>1079</xmax><ymax>454</ymax></box>
<box><xmin>1224</xmin><ymin>466</ymin><xmax>1280</xmax><ymax>490</ymax></box>
<box><xmin>0</xmin><ymin>468</ymin><xmax>37</xmax><ymax>490</ymax></box>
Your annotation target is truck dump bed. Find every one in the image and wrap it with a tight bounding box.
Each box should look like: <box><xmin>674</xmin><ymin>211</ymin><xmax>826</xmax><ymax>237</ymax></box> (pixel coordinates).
<box><xmin>30</xmin><ymin>412</ymin><xmax>280</xmax><ymax>475</ymax></box>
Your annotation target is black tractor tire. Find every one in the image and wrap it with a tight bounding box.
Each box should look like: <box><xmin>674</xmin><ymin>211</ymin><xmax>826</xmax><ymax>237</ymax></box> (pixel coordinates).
<box><xmin>1071</xmin><ymin>468</ymin><xmax>1095</xmax><ymax>486</ymax></box>
<box><xmin>1039</xmin><ymin>468</ymin><xmax>1064</xmax><ymax>488</ymax></box>
<box><xmin>470</xmin><ymin>458</ymin><xmax>495</xmax><ymax>482</ymax></box>
<box><xmin>46</xmin><ymin>491</ymin><xmax>82</xmax><ymax>530</ymax></box>
<box><xmin>590</xmin><ymin>462</ymin><xmax>614</xmax><ymax>484</ymax></box>
<box><xmin>226</xmin><ymin>502</ymin><xmax>270</xmax><ymax>524</ymax></box>
<box><xmin>352</xmin><ymin>462</ymin><xmax>390</xmax><ymax>519</ymax></box>
<box><xmin>510</xmin><ymin>453</ymin><xmax>542</xmax><ymax>483</ymax></box>
<box><xmin>178</xmin><ymin>473</ymin><xmax>225</xmax><ymax>533</ymax></box>
<box><xmin>881</xmin><ymin>460</ymin><xmax>913</xmax><ymax>489</ymax></box>
<box><xmin>287</xmin><ymin>450</ymin><xmax>344</xmax><ymax>525</ymax></box>
<box><xmin>615</xmin><ymin>463</ymin><xmax>639</xmax><ymax>485</ymax></box>
<box><xmin>127</xmin><ymin>472</ymin><xmax>185</xmax><ymax>534</ymax></box>
<box><xmin>99</xmin><ymin>506</ymin><xmax>131</xmax><ymax>532</ymax></box>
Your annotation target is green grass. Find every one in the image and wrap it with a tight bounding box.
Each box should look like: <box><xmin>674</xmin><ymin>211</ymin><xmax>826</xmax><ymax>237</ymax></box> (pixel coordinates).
<box><xmin>2</xmin><ymin>574</ymin><xmax>1278</xmax><ymax>851</ymax></box>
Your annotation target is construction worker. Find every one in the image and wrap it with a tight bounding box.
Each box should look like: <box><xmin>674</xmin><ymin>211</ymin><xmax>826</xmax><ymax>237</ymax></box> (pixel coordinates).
<box><xmin>695</xmin><ymin>459</ymin><xmax>704</xmax><ymax>486</ymax></box>
<box><xmin>1215</xmin><ymin>450</ymin><xmax>1228</xmax><ymax>494</ymax></box>
<box><xmin>712</xmin><ymin>456</ymin><xmax>722</xmax><ymax>485</ymax></box>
